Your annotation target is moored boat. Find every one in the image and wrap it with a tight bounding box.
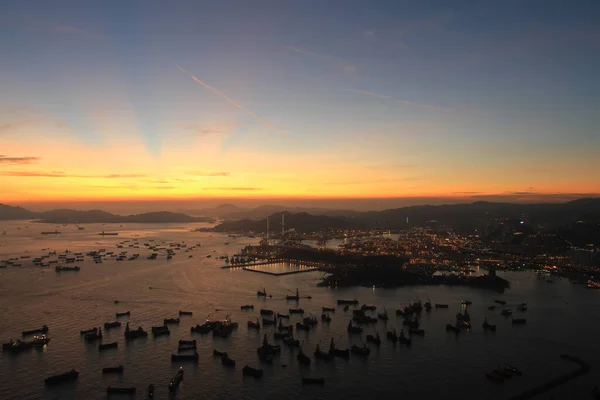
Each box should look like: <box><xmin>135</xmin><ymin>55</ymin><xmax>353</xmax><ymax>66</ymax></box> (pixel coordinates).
<box><xmin>22</xmin><ymin>325</ymin><xmax>48</xmax><ymax>337</ymax></box>
<box><xmin>366</xmin><ymin>332</ymin><xmax>381</xmax><ymax>345</ymax></box>
<box><xmin>240</xmin><ymin>305</ymin><xmax>254</xmax><ymax>310</ymax></box>
<box><xmin>409</xmin><ymin>328</ymin><xmax>425</xmax><ymax>336</ymax></box>
<box><xmin>124</xmin><ymin>323</ymin><xmax>147</xmax><ymax>340</ymax></box>
<box><xmin>337</xmin><ymin>299</ymin><xmax>359</xmax><ymax>305</ymax></box>
<box><xmin>242</xmin><ymin>365</ymin><xmax>263</xmax><ymax>378</ymax></box>
<box><xmin>494</xmin><ymin>300</ymin><xmax>506</xmax><ymax>305</ymax></box>
<box><xmin>314</xmin><ymin>344</ymin><xmax>331</xmax><ymax>360</ymax></box>
<box><xmin>289</xmin><ymin>308</ymin><xmax>304</xmax><ymax>314</ymax></box>
<box><xmin>116</xmin><ymin>311</ymin><xmax>130</xmax><ymax>318</ymax></box>
<box><xmin>152</xmin><ymin>325</ymin><xmax>170</xmax><ymax>337</ymax></box>
<box><xmin>247</xmin><ymin>319</ymin><xmax>260</xmax><ymax>330</ymax></box>
<box><xmin>171</xmin><ymin>352</ymin><xmax>198</xmax><ymax>362</ymax></box>
<box><xmin>350</xmin><ymin>344</ymin><xmax>370</xmax><ymax>357</ymax></box>
<box><xmin>500</xmin><ymin>309</ymin><xmax>513</xmax><ymax>316</ymax></box>
<box><xmin>168</xmin><ymin>367</ymin><xmax>184</xmax><ymax>392</ymax></box>
<box><xmin>163</xmin><ymin>318</ymin><xmax>180</xmax><ymax>325</ymax></box>
<box><xmin>322</xmin><ymin>307</ymin><xmax>335</xmax><ymax>313</ymax></box>
<box><xmin>386</xmin><ymin>329</ymin><xmax>398</xmax><ymax>342</ymax></box>
<box><xmin>3</xmin><ymin>335</ymin><xmax>50</xmax><ymax>353</ymax></box>
<box><xmin>446</xmin><ymin>324</ymin><xmax>460</xmax><ymax>333</ymax></box>
<box><xmin>488</xmin><ymin>305</ymin><xmax>496</xmax><ymax>310</ymax></box>
<box><xmin>99</xmin><ymin>341</ymin><xmax>118</xmax><ymax>351</ymax></box>
<box><xmin>44</xmin><ymin>369</ymin><xmax>79</xmax><ymax>386</ymax></box>
<box><xmin>221</xmin><ymin>355</ymin><xmax>236</xmax><ymax>367</ymax></box>
<box><xmin>80</xmin><ymin>327</ymin><xmax>97</xmax><ymax>335</ymax></box>
<box><xmin>260</xmin><ymin>309</ymin><xmax>274</xmax><ymax>316</ymax></box>
<box><xmin>213</xmin><ymin>349</ymin><xmax>228</xmax><ymax>357</ymax></box>
<box><xmin>276</xmin><ymin>313</ymin><xmax>290</xmax><ymax>319</ymax></box>
<box><xmin>191</xmin><ymin>323</ymin><xmax>211</xmax><ymax>334</ymax></box>
<box><xmin>256</xmin><ymin>288</ymin><xmax>267</xmax><ymax>297</ymax></box>
<box><xmin>328</xmin><ymin>338</ymin><xmax>349</xmax><ymax>359</ymax></box>
<box><xmin>286</xmin><ymin>288</ymin><xmax>300</xmax><ymax>301</ymax></box>
<box><xmin>398</xmin><ymin>330</ymin><xmax>412</xmax><ymax>346</ymax></box>
<box><xmin>347</xmin><ymin>321</ymin><xmax>363</xmax><ymax>334</ymax></box>
<box><xmin>482</xmin><ymin>318</ymin><xmax>496</xmax><ymax>332</ymax></box>
<box><xmin>486</xmin><ymin>371</ymin><xmax>504</xmax><ymax>383</ymax></box>
<box><xmin>179</xmin><ymin>311</ymin><xmax>193</xmax><ymax>316</ymax></box>
<box><xmin>104</xmin><ymin>321</ymin><xmax>121</xmax><ymax>329</ymax></box>
<box><xmin>321</xmin><ymin>313</ymin><xmax>332</xmax><ymax>322</ymax></box>
<box><xmin>361</xmin><ymin>304</ymin><xmax>376</xmax><ymax>311</ymax></box>
<box><xmin>102</xmin><ymin>365</ymin><xmax>124</xmax><ymax>374</ymax></box>
<box><xmin>297</xmin><ymin>346</ymin><xmax>311</xmax><ymax>365</ymax></box>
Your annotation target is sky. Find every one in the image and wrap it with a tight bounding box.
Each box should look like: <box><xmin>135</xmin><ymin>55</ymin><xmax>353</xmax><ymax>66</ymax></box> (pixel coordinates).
<box><xmin>1</xmin><ymin>0</ymin><xmax>599</xmax><ymax>208</ymax></box>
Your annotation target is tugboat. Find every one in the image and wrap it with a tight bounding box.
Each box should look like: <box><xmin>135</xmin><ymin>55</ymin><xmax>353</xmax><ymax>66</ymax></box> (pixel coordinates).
<box><xmin>350</xmin><ymin>344</ymin><xmax>370</xmax><ymax>357</ymax></box>
<box><xmin>297</xmin><ymin>346</ymin><xmax>311</xmax><ymax>365</ymax></box>
<box><xmin>45</xmin><ymin>369</ymin><xmax>79</xmax><ymax>386</ymax></box>
<box><xmin>366</xmin><ymin>332</ymin><xmax>381</xmax><ymax>345</ymax></box>
<box><xmin>168</xmin><ymin>367</ymin><xmax>184</xmax><ymax>392</ymax></box>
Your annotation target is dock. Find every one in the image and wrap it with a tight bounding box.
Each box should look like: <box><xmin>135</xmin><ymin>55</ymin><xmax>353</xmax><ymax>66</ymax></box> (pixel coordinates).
<box><xmin>220</xmin><ymin>259</ymin><xmax>325</xmax><ymax>269</ymax></box>
<box><xmin>242</xmin><ymin>266</ymin><xmax>320</xmax><ymax>276</ymax></box>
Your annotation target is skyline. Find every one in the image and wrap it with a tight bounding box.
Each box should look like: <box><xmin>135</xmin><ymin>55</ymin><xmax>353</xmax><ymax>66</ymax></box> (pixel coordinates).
<box><xmin>1</xmin><ymin>1</ymin><xmax>600</xmax><ymax>204</ymax></box>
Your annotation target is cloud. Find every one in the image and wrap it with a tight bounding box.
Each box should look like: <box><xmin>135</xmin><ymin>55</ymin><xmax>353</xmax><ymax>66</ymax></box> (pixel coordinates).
<box><xmin>186</xmin><ymin>171</ymin><xmax>230</xmax><ymax>177</ymax></box>
<box><xmin>0</xmin><ymin>111</ymin><xmax>67</xmax><ymax>136</ymax></box>
<box><xmin>285</xmin><ymin>46</ymin><xmax>357</xmax><ymax>73</ymax></box>
<box><xmin>363</xmin><ymin>30</ymin><xmax>376</xmax><ymax>38</ymax></box>
<box><xmin>0</xmin><ymin>171</ymin><xmax>146</xmax><ymax>179</ymax></box>
<box><xmin>326</xmin><ymin>177</ymin><xmax>424</xmax><ymax>186</ymax></box>
<box><xmin>176</xmin><ymin>66</ymin><xmax>272</xmax><ymax>128</ymax></box>
<box><xmin>203</xmin><ymin>187</ymin><xmax>262</xmax><ymax>191</ymax></box>
<box><xmin>0</xmin><ymin>155</ymin><xmax>40</xmax><ymax>165</ymax></box>
<box><xmin>344</xmin><ymin>89</ymin><xmax>452</xmax><ymax>112</ymax></box>
<box><xmin>452</xmin><ymin>191</ymin><xmax>484</xmax><ymax>194</ymax></box>
<box><xmin>53</xmin><ymin>25</ymin><xmax>91</xmax><ymax>36</ymax></box>
<box><xmin>104</xmin><ymin>174</ymin><xmax>146</xmax><ymax>179</ymax></box>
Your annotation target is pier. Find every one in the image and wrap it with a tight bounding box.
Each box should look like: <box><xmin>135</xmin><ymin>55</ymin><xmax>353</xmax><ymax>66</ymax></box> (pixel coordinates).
<box><xmin>241</xmin><ymin>266</ymin><xmax>320</xmax><ymax>276</ymax></box>
<box><xmin>508</xmin><ymin>354</ymin><xmax>590</xmax><ymax>400</ymax></box>
<box><xmin>220</xmin><ymin>259</ymin><xmax>326</xmax><ymax>269</ymax></box>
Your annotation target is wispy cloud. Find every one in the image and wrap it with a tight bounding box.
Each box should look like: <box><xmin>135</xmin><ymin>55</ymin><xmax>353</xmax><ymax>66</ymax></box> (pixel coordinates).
<box><xmin>344</xmin><ymin>89</ymin><xmax>452</xmax><ymax>112</ymax></box>
<box><xmin>285</xmin><ymin>46</ymin><xmax>357</xmax><ymax>73</ymax></box>
<box><xmin>176</xmin><ymin>66</ymin><xmax>272</xmax><ymax>128</ymax></box>
<box><xmin>186</xmin><ymin>171</ymin><xmax>230</xmax><ymax>177</ymax></box>
<box><xmin>53</xmin><ymin>25</ymin><xmax>91</xmax><ymax>36</ymax></box>
<box><xmin>363</xmin><ymin>29</ymin><xmax>376</xmax><ymax>38</ymax></box>
<box><xmin>104</xmin><ymin>174</ymin><xmax>146</xmax><ymax>179</ymax></box>
<box><xmin>0</xmin><ymin>155</ymin><xmax>40</xmax><ymax>165</ymax></box>
<box><xmin>0</xmin><ymin>171</ymin><xmax>147</xmax><ymax>179</ymax></box>
<box><xmin>326</xmin><ymin>177</ymin><xmax>425</xmax><ymax>186</ymax></box>
<box><xmin>203</xmin><ymin>187</ymin><xmax>262</xmax><ymax>191</ymax></box>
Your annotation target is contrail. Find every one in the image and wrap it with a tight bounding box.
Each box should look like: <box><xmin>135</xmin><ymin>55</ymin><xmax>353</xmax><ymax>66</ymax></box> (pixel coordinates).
<box><xmin>344</xmin><ymin>89</ymin><xmax>452</xmax><ymax>112</ymax></box>
<box><xmin>176</xmin><ymin>65</ymin><xmax>272</xmax><ymax>128</ymax></box>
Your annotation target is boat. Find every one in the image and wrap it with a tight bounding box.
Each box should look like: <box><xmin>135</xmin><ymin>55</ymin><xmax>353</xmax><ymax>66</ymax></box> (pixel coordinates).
<box><xmin>297</xmin><ymin>346</ymin><xmax>311</xmax><ymax>365</ymax></box>
<box><xmin>273</xmin><ymin>332</ymin><xmax>288</xmax><ymax>340</ymax></box>
<box><xmin>488</xmin><ymin>305</ymin><xmax>496</xmax><ymax>310</ymax></box>
<box><xmin>402</xmin><ymin>318</ymin><xmax>419</xmax><ymax>329</ymax></box>
<box><xmin>256</xmin><ymin>334</ymin><xmax>281</xmax><ymax>356</ymax></box>
<box><xmin>461</xmin><ymin>300</ymin><xmax>472</xmax><ymax>305</ymax></box>
<box><xmin>504</xmin><ymin>365</ymin><xmax>522</xmax><ymax>375</ymax></box>
<box><xmin>3</xmin><ymin>335</ymin><xmax>50</xmax><ymax>353</ymax></box>
<box><xmin>152</xmin><ymin>325</ymin><xmax>170</xmax><ymax>337</ymax></box>
<box><xmin>302</xmin><ymin>377</ymin><xmax>325</xmax><ymax>385</ymax></box>
<box><xmin>260</xmin><ymin>309</ymin><xmax>274</xmax><ymax>316</ymax></box>
<box><xmin>276</xmin><ymin>313</ymin><xmax>290</xmax><ymax>319</ymax></box>
<box><xmin>424</xmin><ymin>300</ymin><xmax>432</xmax><ymax>311</ymax></box>
<box><xmin>178</xmin><ymin>343</ymin><xmax>197</xmax><ymax>352</ymax></box>
<box><xmin>278</xmin><ymin>321</ymin><xmax>293</xmax><ymax>331</ymax></box>
<box><xmin>191</xmin><ymin>323</ymin><xmax>211</xmax><ymax>334</ymax></box>
<box><xmin>328</xmin><ymin>338</ymin><xmax>350</xmax><ymax>359</ymax></box>
<box><xmin>102</xmin><ymin>365</ymin><xmax>124</xmax><ymax>374</ymax></box>
<box><xmin>221</xmin><ymin>355</ymin><xmax>236</xmax><ymax>367</ymax></box>
<box><xmin>85</xmin><ymin>328</ymin><xmax>103</xmax><ymax>341</ymax></box>
<box><xmin>409</xmin><ymin>328</ymin><xmax>425</xmax><ymax>336</ymax></box>
<box><xmin>55</xmin><ymin>265</ymin><xmax>80</xmax><ymax>272</ymax></box>
<box><xmin>263</xmin><ymin>318</ymin><xmax>277</xmax><ymax>326</ymax></box>
<box><xmin>493</xmin><ymin>369</ymin><xmax>512</xmax><ymax>378</ymax></box>
<box><xmin>289</xmin><ymin>308</ymin><xmax>304</xmax><ymax>314</ymax></box>
<box><xmin>284</xmin><ymin>336</ymin><xmax>300</xmax><ymax>347</ymax></box>
<box><xmin>500</xmin><ymin>309</ymin><xmax>513</xmax><ymax>316</ymax></box>
<box><xmin>494</xmin><ymin>300</ymin><xmax>506</xmax><ymax>305</ymax></box>
<box><xmin>98</xmin><ymin>342</ymin><xmax>118</xmax><ymax>351</ymax></box>
<box><xmin>366</xmin><ymin>332</ymin><xmax>381</xmax><ymax>345</ymax></box>
<box><xmin>303</xmin><ymin>316</ymin><xmax>318</xmax><ymax>326</ymax></box>
<box><xmin>104</xmin><ymin>321</ymin><xmax>121</xmax><ymax>329</ymax></box>
<box><xmin>386</xmin><ymin>329</ymin><xmax>398</xmax><ymax>342</ymax></box>
<box><xmin>242</xmin><ymin>365</ymin><xmax>263</xmax><ymax>378</ymax></box>
<box><xmin>116</xmin><ymin>311</ymin><xmax>130</xmax><ymax>318</ymax></box>
<box><xmin>296</xmin><ymin>322</ymin><xmax>310</xmax><ymax>331</ymax></box>
<box><xmin>148</xmin><ymin>384</ymin><xmax>155</xmax><ymax>398</ymax></box>
<box><xmin>286</xmin><ymin>289</ymin><xmax>300</xmax><ymax>301</ymax></box>
<box><xmin>321</xmin><ymin>313</ymin><xmax>332</xmax><ymax>322</ymax></box>
<box><xmin>179</xmin><ymin>311</ymin><xmax>193</xmax><ymax>316</ymax></box>
<box><xmin>213</xmin><ymin>349</ymin><xmax>228</xmax><ymax>357</ymax></box>
<box><xmin>179</xmin><ymin>339</ymin><xmax>196</xmax><ymax>346</ymax></box>
<box><xmin>322</xmin><ymin>307</ymin><xmax>335</xmax><ymax>313</ymax></box>
<box><xmin>512</xmin><ymin>318</ymin><xmax>527</xmax><ymax>325</ymax></box>
<box><xmin>398</xmin><ymin>331</ymin><xmax>412</xmax><ymax>346</ymax></box>
<box><xmin>337</xmin><ymin>299</ymin><xmax>359</xmax><ymax>305</ymax></box>
<box><xmin>171</xmin><ymin>352</ymin><xmax>199</xmax><ymax>362</ymax></box>
<box><xmin>446</xmin><ymin>324</ymin><xmax>460</xmax><ymax>333</ymax></box>
<box><xmin>486</xmin><ymin>371</ymin><xmax>505</xmax><ymax>383</ymax></box>
<box><xmin>350</xmin><ymin>344</ymin><xmax>370</xmax><ymax>357</ymax></box>
<box><xmin>22</xmin><ymin>325</ymin><xmax>48</xmax><ymax>336</ymax></box>
<box><xmin>257</xmin><ymin>288</ymin><xmax>267</xmax><ymax>297</ymax></box>
<box><xmin>44</xmin><ymin>369</ymin><xmax>79</xmax><ymax>386</ymax></box>
<box><xmin>517</xmin><ymin>305</ymin><xmax>528</xmax><ymax>312</ymax></box>
<box><xmin>361</xmin><ymin>304</ymin><xmax>376</xmax><ymax>311</ymax></box>
<box><xmin>314</xmin><ymin>344</ymin><xmax>331</xmax><ymax>360</ymax></box>
<box><xmin>240</xmin><ymin>305</ymin><xmax>254</xmax><ymax>310</ymax></box>
<box><xmin>482</xmin><ymin>318</ymin><xmax>497</xmax><ymax>332</ymax></box>
<box><xmin>168</xmin><ymin>368</ymin><xmax>184</xmax><ymax>392</ymax></box>
<box><xmin>124</xmin><ymin>323</ymin><xmax>147</xmax><ymax>340</ymax></box>
<box><xmin>377</xmin><ymin>308</ymin><xmax>389</xmax><ymax>321</ymax></box>
<box><xmin>347</xmin><ymin>321</ymin><xmax>363</xmax><ymax>334</ymax></box>
<box><xmin>434</xmin><ymin>304</ymin><xmax>449</xmax><ymax>308</ymax></box>
<box><xmin>247</xmin><ymin>319</ymin><xmax>260</xmax><ymax>330</ymax></box>
<box><xmin>163</xmin><ymin>318</ymin><xmax>180</xmax><ymax>325</ymax></box>
<box><xmin>344</xmin><ymin>305</ymin><xmax>350</xmax><ymax>311</ymax></box>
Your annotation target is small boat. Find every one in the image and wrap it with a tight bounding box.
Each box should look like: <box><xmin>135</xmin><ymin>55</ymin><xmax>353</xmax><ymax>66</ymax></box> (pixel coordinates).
<box><xmin>22</xmin><ymin>325</ymin><xmax>48</xmax><ymax>337</ymax></box>
<box><xmin>85</xmin><ymin>328</ymin><xmax>103</xmax><ymax>341</ymax></box>
<box><xmin>398</xmin><ymin>331</ymin><xmax>412</xmax><ymax>346</ymax></box>
<box><xmin>104</xmin><ymin>321</ymin><xmax>121</xmax><ymax>329</ymax></box>
<box><xmin>328</xmin><ymin>339</ymin><xmax>350</xmax><ymax>359</ymax></box>
<box><xmin>277</xmin><ymin>313</ymin><xmax>290</xmax><ymax>319</ymax></box>
<box><xmin>377</xmin><ymin>309</ymin><xmax>389</xmax><ymax>321</ymax></box>
<box><xmin>289</xmin><ymin>308</ymin><xmax>304</xmax><ymax>314</ymax></box>
<box><xmin>488</xmin><ymin>305</ymin><xmax>496</xmax><ymax>310</ymax></box>
<box><xmin>512</xmin><ymin>318</ymin><xmax>527</xmax><ymax>325</ymax></box>
<box><xmin>500</xmin><ymin>309</ymin><xmax>513</xmax><ymax>316</ymax></box>
<box><xmin>302</xmin><ymin>377</ymin><xmax>325</xmax><ymax>385</ymax></box>
<box><xmin>296</xmin><ymin>322</ymin><xmax>310</xmax><ymax>331</ymax></box>
<box><xmin>3</xmin><ymin>335</ymin><xmax>50</xmax><ymax>353</ymax></box>
<box><xmin>260</xmin><ymin>309</ymin><xmax>274</xmax><ymax>316</ymax></box>
<box><xmin>446</xmin><ymin>324</ymin><xmax>460</xmax><ymax>333</ymax></box>
<box><xmin>435</xmin><ymin>304</ymin><xmax>449</xmax><ymax>308</ymax></box>
<box><xmin>191</xmin><ymin>324</ymin><xmax>211</xmax><ymax>334</ymax></box>
<box><xmin>168</xmin><ymin>368</ymin><xmax>184</xmax><ymax>392</ymax></box>
<box><xmin>247</xmin><ymin>319</ymin><xmax>260</xmax><ymax>330</ymax></box>
<box><xmin>347</xmin><ymin>321</ymin><xmax>362</xmax><ymax>334</ymax></box>
<box><xmin>221</xmin><ymin>355</ymin><xmax>236</xmax><ymax>367</ymax></box>
<box><xmin>321</xmin><ymin>313</ymin><xmax>332</xmax><ymax>322</ymax></box>
<box><xmin>116</xmin><ymin>311</ymin><xmax>130</xmax><ymax>318</ymax></box>
<box><xmin>240</xmin><ymin>305</ymin><xmax>254</xmax><ymax>310</ymax></box>
<box><xmin>80</xmin><ymin>327</ymin><xmax>97</xmax><ymax>335</ymax></box>
<box><xmin>179</xmin><ymin>311</ymin><xmax>193</xmax><ymax>316</ymax></box>
<box><xmin>461</xmin><ymin>300</ymin><xmax>472</xmax><ymax>305</ymax></box>
<box><xmin>213</xmin><ymin>349</ymin><xmax>228</xmax><ymax>357</ymax></box>
<box><xmin>179</xmin><ymin>339</ymin><xmax>197</xmax><ymax>346</ymax></box>
<box><xmin>124</xmin><ymin>323</ymin><xmax>147</xmax><ymax>340</ymax></box>
<box><xmin>494</xmin><ymin>369</ymin><xmax>512</xmax><ymax>378</ymax></box>
<box><xmin>163</xmin><ymin>318</ymin><xmax>180</xmax><ymax>325</ymax></box>
<box><xmin>44</xmin><ymin>369</ymin><xmax>79</xmax><ymax>386</ymax></box>
<box><xmin>361</xmin><ymin>304</ymin><xmax>376</xmax><ymax>311</ymax></box>
<box><xmin>171</xmin><ymin>353</ymin><xmax>198</xmax><ymax>362</ymax></box>
<box><xmin>386</xmin><ymin>329</ymin><xmax>398</xmax><ymax>341</ymax></box>
<box><xmin>152</xmin><ymin>325</ymin><xmax>170</xmax><ymax>337</ymax></box>
<box><xmin>322</xmin><ymin>307</ymin><xmax>335</xmax><ymax>313</ymax></box>
<box><xmin>366</xmin><ymin>332</ymin><xmax>381</xmax><ymax>345</ymax></box>
<box><xmin>242</xmin><ymin>365</ymin><xmax>263</xmax><ymax>378</ymax></box>
<box><xmin>99</xmin><ymin>342</ymin><xmax>118</xmax><ymax>351</ymax></box>
<box><xmin>494</xmin><ymin>300</ymin><xmax>506</xmax><ymax>305</ymax></box>
<box><xmin>278</xmin><ymin>321</ymin><xmax>293</xmax><ymax>331</ymax></box>
<box><xmin>284</xmin><ymin>336</ymin><xmax>300</xmax><ymax>347</ymax></box>
<box><xmin>303</xmin><ymin>316</ymin><xmax>318</xmax><ymax>326</ymax></box>
<box><xmin>102</xmin><ymin>365</ymin><xmax>124</xmax><ymax>374</ymax></box>
<box><xmin>106</xmin><ymin>387</ymin><xmax>136</xmax><ymax>394</ymax></box>
<box><xmin>517</xmin><ymin>305</ymin><xmax>527</xmax><ymax>312</ymax></box>
<box><xmin>273</xmin><ymin>332</ymin><xmax>288</xmax><ymax>340</ymax></box>
<box><xmin>337</xmin><ymin>299</ymin><xmax>359</xmax><ymax>305</ymax></box>
<box><xmin>178</xmin><ymin>344</ymin><xmax>197</xmax><ymax>352</ymax></box>
<box><xmin>344</xmin><ymin>305</ymin><xmax>349</xmax><ymax>311</ymax></box>
<box><xmin>286</xmin><ymin>289</ymin><xmax>300</xmax><ymax>301</ymax></box>
<box><xmin>262</xmin><ymin>318</ymin><xmax>277</xmax><ymax>326</ymax></box>
<box><xmin>314</xmin><ymin>344</ymin><xmax>331</xmax><ymax>360</ymax></box>
<box><xmin>257</xmin><ymin>288</ymin><xmax>267</xmax><ymax>297</ymax></box>
<box><xmin>409</xmin><ymin>328</ymin><xmax>425</xmax><ymax>336</ymax></box>
<box><xmin>350</xmin><ymin>344</ymin><xmax>370</xmax><ymax>357</ymax></box>
<box><xmin>297</xmin><ymin>346</ymin><xmax>311</xmax><ymax>365</ymax></box>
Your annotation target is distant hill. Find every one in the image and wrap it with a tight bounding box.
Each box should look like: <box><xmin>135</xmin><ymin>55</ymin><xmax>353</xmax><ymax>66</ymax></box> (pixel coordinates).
<box><xmin>186</xmin><ymin>203</ymin><xmax>352</xmax><ymax>219</ymax></box>
<box><xmin>213</xmin><ymin>211</ymin><xmax>364</xmax><ymax>233</ymax></box>
<box><xmin>0</xmin><ymin>204</ymin><xmax>214</xmax><ymax>224</ymax></box>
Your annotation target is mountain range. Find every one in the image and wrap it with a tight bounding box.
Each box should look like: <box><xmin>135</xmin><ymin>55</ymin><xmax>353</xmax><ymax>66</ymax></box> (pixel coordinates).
<box><xmin>0</xmin><ymin>204</ymin><xmax>213</xmax><ymax>224</ymax></box>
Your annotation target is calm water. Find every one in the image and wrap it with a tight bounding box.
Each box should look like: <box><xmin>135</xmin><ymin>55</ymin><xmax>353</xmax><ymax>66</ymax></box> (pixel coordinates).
<box><xmin>0</xmin><ymin>221</ymin><xmax>599</xmax><ymax>400</ymax></box>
